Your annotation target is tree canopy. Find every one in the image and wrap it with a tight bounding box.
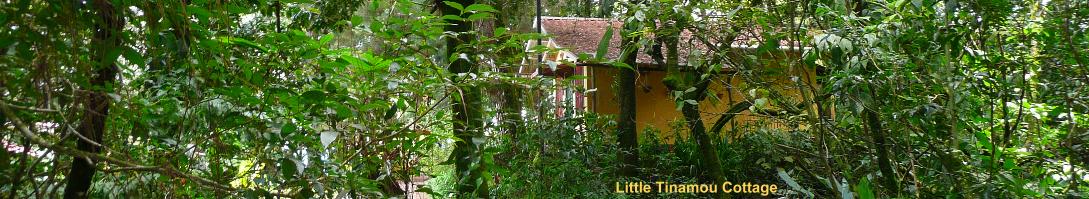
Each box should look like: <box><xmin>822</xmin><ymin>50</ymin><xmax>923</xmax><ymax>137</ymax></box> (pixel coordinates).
<box><xmin>1</xmin><ymin>0</ymin><xmax>1087</xmax><ymax>198</ymax></box>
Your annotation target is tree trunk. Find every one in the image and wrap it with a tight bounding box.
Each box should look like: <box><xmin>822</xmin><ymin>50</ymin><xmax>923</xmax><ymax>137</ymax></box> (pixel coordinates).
<box><xmin>494</xmin><ymin>0</ymin><xmax>526</xmax><ymax>140</ymax></box>
<box><xmin>440</xmin><ymin>0</ymin><xmax>489</xmax><ymax>197</ymax></box>
<box><xmin>616</xmin><ymin>25</ymin><xmax>641</xmax><ymax>178</ymax></box>
<box><xmin>500</xmin><ymin>84</ymin><xmax>523</xmax><ymax>138</ymax></box>
<box><xmin>864</xmin><ymin>109</ymin><xmax>898</xmax><ymax>194</ymax></box>
<box><xmin>681</xmin><ymin>98</ymin><xmax>725</xmax><ymax>184</ymax></box>
<box><xmin>662</xmin><ymin>29</ymin><xmax>726</xmax><ymax>197</ymax></box>
<box><xmin>63</xmin><ymin>0</ymin><xmax>123</xmax><ymax>198</ymax></box>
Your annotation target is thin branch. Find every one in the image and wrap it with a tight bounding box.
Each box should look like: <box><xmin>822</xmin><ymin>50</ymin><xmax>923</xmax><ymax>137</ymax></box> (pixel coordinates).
<box><xmin>2</xmin><ymin>101</ymin><xmax>60</xmax><ymax>113</ymax></box>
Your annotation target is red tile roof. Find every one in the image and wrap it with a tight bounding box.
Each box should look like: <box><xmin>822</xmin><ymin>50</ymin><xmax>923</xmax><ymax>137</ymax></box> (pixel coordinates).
<box><xmin>540</xmin><ymin>17</ymin><xmax>805</xmax><ymax>68</ymax></box>
<box><xmin>542</xmin><ymin>17</ymin><xmax>678</xmax><ymax>65</ymax></box>
<box><xmin>540</xmin><ymin>17</ymin><xmax>630</xmax><ymax>61</ymax></box>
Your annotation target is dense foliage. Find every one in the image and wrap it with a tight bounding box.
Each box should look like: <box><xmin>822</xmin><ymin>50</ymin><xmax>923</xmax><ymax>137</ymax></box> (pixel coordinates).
<box><xmin>1</xmin><ymin>0</ymin><xmax>1086</xmax><ymax>198</ymax></box>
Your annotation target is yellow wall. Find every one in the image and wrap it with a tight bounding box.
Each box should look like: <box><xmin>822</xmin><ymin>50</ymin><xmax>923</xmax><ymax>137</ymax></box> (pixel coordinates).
<box><xmin>587</xmin><ymin>61</ymin><xmax>817</xmax><ymax>143</ymax></box>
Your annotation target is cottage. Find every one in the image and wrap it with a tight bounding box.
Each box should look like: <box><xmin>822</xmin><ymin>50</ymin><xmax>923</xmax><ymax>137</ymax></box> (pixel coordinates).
<box><xmin>525</xmin><ymin>17</ymin><xmax>818</xmax><ymax>141</ymax></box>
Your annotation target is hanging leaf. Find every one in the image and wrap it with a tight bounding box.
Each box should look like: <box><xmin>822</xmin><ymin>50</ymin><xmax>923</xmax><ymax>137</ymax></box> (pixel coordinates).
<box><xmin>320</xmin><ymin>131</ymin><xmax>339</xmax><ymax>149</ymax></box>
<box><xmin>838</xmin><ymin>179</ymin><xmax>854</xmax><ymax>199</ymax></box>
<box><xmin>778</xmin><ymin>168</ymin><xmax>815</xmax><ymax>198</ymax></box>
<box><xmin>596</xmin><ymin>26</ymin><xmax>614</xmax><ymax>59</ymax></box>
<box><xmin>280</xmin><ymin>158</ymin><xmax>298</xmax><ymax>179</ymax></box>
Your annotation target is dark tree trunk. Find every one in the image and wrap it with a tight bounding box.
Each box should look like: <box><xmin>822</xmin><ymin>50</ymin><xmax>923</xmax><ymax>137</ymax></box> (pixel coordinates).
<box><xmin>864</xmin><ymin>109</ymin><xmax>898</xmax><ymax>194</ymax></box>
<box><xmin>616</xmin><ymin>29</ymin><xmax>641</xmax><ymax>178</ymax></box>
<box><xmin>63</xmin><ymin>0</ymin><xmax>123</xmax><ymax>198</ymax></box>
<box><xmin>680</xmin><ymin>97</ymin><xmax>725</xmax><ymax>184</ymax></box>
<box><xmin>440</xmin><ymin>0</ymin><xmax>488</xmax><ymax>197</ymax></box>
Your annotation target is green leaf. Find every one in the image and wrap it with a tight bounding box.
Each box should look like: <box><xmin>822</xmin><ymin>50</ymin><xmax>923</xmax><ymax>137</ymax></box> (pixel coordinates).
<box><xmin>441</xmin><ymin>14</ymin><xmax>464</xmax><ymax>22</ymax></box>
<box><xmin>416</xmin><ymin>187</ymin><xmax>441</xmax><ymax>196</ymax></box>
<box><xmin>299</xmin><ymin>183</ymin><xmax>315</xmax><ymax>198</ymax></box>
<box><xmin>187</xmin><ymin>5</ymin><xmax>212</xmax><ymax>23</ymax></box>
<box><xmin>226</xmin><ymin>4</ymin><xmax>252</xmax><ymax>14</ymax></box>
<box><xmin>0</xmin><ymin>149</ymin><xmax>10</xmax><ymax>171</ymax></box>
<box><xmin>342</xmin><ymin>54</ymin><xmax>386</xmax><ymax>73</ymax></box>
<box><xmin>610</xmin><ymin>62</ymin><xmax>634</xmax><ymax>71</ymax></box>
<box><xmin>122</xmin><ymin>46</ymin><xmax>144</xmax><ymax>66</ymax></box>
<box><xmin>340</xmin><ymin>55</ymin><xmax>365</xmax><ymax>68</ymax></box>
<box><xmin>279</xmin><ymin>158</ymin><xmax>297</xmax><ymax>179</ymax></box>
<box><xmin>318</xmin><ymin>33</ymin><xmax>334</xmax><ymax>46</ymax></box>
<box><xmin>1003</xmin><ymin>156</ymin><xmax>1016</xmax><ymax>170</ymax></box>
<box><xmin>466</xmin><ymin>13</ymin><xmax>492</xmax><ymax>21</ymax></box>
<box><xmin>281</xmin><ymin>123</ymin><xmax>297</xmax><ymax>136</ymax></box>
<box><xmin>777</xmin><ymin>168</ymin><xmax>815</xmax><ymax>198</ymax></box>
<box><xmin>443</xmin><ymin>1</ymin><xmax>465</xmax><ymax>12</ymax></box>
<box><xmin>596</xmin><ymin>26</ymin><xmax>614</xmax><ymax>59</ymax></box>
<box><xmin>302</xmin><ymin>90</ymin><xmax>326</xmax><ymax>104</ymax></box>
<box><xmin>319</xmin><ymin>60</ymin><xmax>345</xmax><ymax>73</ymax></box>
<box><xmin>350</xmin><ymin>15</ymin><xmax>364</xmax><ymax>26</ymax></box>
<box><xmin>0</xmin><ymin>11</ymin><xmax>7</xmax><ymax>26</ymax></box>
<box><xmin>332</xmin><ymin>103</ymin><xmax>352</xmax><ymax>119</ymax></box>
<box><xmin>360</xmin><ymin>101</ymin><xmax>389</xmax><ymax>111</ymax></box>
<box><xmin>725</xmin><ymin>5</ymin><xmax>742</xmax><ymax>20</ymax></box>
<box><xmin>854</xmin><ymin>177</ymin><xmax>875</xmax><ymax>199</ymax></box>
<box><xmin>102</xmin><ymin>48</ymin><xmax>122</xmax><ymax>67</ymax></box>
<box><xmin>219</xmin><ymin>37</ymin><xmax>267</xmax><ymax>52</ymax></box>
<box><xmin>465</xmin><ymin>4</ymin><xmax>498</xmax><ymax>13</ymax></box>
